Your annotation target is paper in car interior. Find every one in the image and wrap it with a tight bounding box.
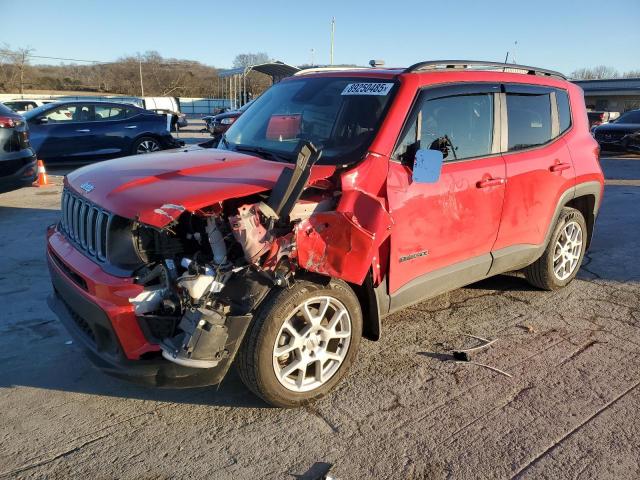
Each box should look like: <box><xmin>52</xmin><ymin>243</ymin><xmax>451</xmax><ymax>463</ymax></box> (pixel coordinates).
<box><xmin>341</xmin><ymin>83</ymin><xmax>394</xmax><ymax>95</ymax></box>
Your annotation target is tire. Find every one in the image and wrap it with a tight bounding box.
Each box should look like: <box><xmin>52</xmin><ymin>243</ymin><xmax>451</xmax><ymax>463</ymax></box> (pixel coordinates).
<box><xmin>524</xmin><ymin>207</ymin><xmax>587</xmax><ymax>290</ymax></box>
<box><xmin>236</xmin><ymin>279</ymin><xmax>363</xmax><ymax>408</ymax></box>
<box><xmin>131</xmin><ymin>136</ymin><xmax>161</xmax><ymax>155</ymax></box>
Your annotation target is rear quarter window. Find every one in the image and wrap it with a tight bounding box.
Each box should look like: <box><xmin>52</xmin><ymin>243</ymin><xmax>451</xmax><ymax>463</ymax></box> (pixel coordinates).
<box><xmin>556</xmin><ymin>89</ymin><xmax>571</xmax><ymax>133</ymax></box>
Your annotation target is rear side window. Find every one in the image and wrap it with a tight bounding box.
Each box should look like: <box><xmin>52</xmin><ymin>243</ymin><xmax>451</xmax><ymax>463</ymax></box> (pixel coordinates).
<box><xmin>94</xmin><ymin>105</ymin><xmax>128</xmax><ymax>120</ymax></box>
<box><xmin>556</xmin><ymin>89</ymin><xmax>571</xmax><ymax>133</ymax></box>
<box><xmin>506</xmin><ymin>94</ymin><xmax>552</xmax><ymax>151</ymax></box>
<box><xmin>395</xmin><ymin>93</ymin><xmax>494</xmax><ymax>163</ymax></box>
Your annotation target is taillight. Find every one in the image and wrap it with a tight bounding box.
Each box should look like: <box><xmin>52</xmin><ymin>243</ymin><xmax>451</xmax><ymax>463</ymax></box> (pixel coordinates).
<box><xmin>0</xmin><ymin>116</ymin><xmax>19</xmax><ymax>128</ymax></box>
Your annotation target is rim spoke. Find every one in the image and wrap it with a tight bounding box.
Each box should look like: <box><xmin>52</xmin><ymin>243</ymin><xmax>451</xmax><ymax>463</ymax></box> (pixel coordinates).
<box><xmin>283</xmin><ymin>323</ymin><xmax>302</xmax><ymax>340</ymax></box>
<box><xmin>315</xmin><ymin>359</ymin><xmax>324</xmax><ymax>383</ymax></box>
<box><xmin>280</xmin><ymin>358</ymin><xmax>304</xmax><ymax>379</ymax></box>
<box><xmin>274</xmin><ymin>342</ymin><xmax>297</xmax><ymax>357</ymax></box>
<box><xmin>295</xmin><ymin>368</ymin><xmax>306</xmax><ymax>388</ymax></box>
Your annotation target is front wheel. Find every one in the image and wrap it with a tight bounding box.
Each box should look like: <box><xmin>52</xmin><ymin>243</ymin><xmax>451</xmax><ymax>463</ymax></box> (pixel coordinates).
<box><xmin>132</xmin><ymin>136</ymin><xmax>161</xmax><ymax>155</ymax></box>
<box><xmin>236</xmin><ymin>279</ymin><xmax>362</xmax><ymax>408</ymax></box>
<box><xmin>524</xmin><ymin>207</ymin><xmax>587</xmax><ymax>290</ymax></box>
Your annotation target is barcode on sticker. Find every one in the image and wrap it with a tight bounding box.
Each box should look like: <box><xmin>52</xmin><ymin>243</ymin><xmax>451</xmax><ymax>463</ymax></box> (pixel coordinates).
<box><xmin>341</xmin><ymin>83</ymin><xmax>394</xmax><ymax>96</ymax></box>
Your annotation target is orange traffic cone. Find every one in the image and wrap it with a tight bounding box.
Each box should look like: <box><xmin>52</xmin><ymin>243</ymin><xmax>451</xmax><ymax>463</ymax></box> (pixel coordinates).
<box><xmin>32</xmin><ymin>159</ymin><xmax>52</xmax><ymax>187</ymax></box>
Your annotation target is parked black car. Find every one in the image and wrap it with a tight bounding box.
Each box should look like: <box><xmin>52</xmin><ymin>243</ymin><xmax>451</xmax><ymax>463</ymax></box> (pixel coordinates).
<box><xmin>593</xmin><ymin>109</ymin><xmax>640</xmax><ymax>152</ymax></box>
<box><xmin>206</xmin><ymin>100</ymin><xmax>255</xmax><ymax>139</ymax></box>
<box><xmin>23</xmin><ymin>101</ymin><xmax>181</xmax><ymax>163</ymax></box>
<box><xmin>0</xmin><ymin>103</ymin><xmax>37</xmax><ymax>193</ymax></box>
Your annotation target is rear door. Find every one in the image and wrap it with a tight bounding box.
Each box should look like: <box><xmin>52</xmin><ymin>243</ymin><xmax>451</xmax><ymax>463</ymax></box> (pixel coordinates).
<box><xmin>491</xmin><ymin>85</ymin><xmax>575</xmax><ymax>259</ymax></box>
<box><xmin>387</xmin><ymin>83</ymin><xmax>506</xmax><ymax>295</ymax></box>
<box><xmin>91</xmin><ymin>104</ymin><xmax>137</xmax><ymax>156</ymax></box>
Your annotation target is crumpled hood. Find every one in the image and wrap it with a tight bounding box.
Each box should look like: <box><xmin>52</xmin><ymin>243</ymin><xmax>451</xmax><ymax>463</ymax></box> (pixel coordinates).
<box><xmin>66</xmin><ymin>149</ymin><xmax>336</xmax><ymax>227</ymax></box>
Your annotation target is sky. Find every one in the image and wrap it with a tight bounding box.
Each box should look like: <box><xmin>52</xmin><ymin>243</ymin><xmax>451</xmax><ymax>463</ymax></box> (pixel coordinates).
<box><xmin>1</xmin><ymin>0</ymin><xmax>639</xmax><ymax>75</ymax></box>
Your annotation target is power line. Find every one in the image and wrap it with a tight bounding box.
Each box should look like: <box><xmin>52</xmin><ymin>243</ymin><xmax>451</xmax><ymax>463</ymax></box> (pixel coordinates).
<box><xmin>0</xmin><ymin>50</ymin><xmax>111</xmax><ymax>64</ymax></box>
<box><xmin>0</xmin><ymin>50</ymin><xmax>197</xmax><ymax>66</ymax></box>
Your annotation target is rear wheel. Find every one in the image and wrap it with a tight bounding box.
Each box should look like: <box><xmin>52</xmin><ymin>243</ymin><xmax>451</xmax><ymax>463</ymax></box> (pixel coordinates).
<box><xmin>236</xmin><ymin>279</ymin><xmax>362</xmax><ymax>408</ymax></box>
<box><xmin>524</xmin><ymin>207</ymin><xmax>587</xmax><ymax>290</ymax></box>
<box><xmin>132</xmin><ymin>136</ymin><xmax>161</xmax><ymax>155</ymax></box>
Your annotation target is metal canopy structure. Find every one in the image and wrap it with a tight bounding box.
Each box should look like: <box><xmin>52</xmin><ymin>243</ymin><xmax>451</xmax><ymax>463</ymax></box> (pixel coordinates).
<box><xmin>218</xmin><ymin>61</ymin><xmax>300</xmax><ymax>110</ymax></box>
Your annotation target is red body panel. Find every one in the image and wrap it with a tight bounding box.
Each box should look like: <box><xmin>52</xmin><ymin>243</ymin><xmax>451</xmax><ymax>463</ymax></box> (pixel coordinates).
<box><xmin>386</xmin><ymin>156</ymin><xmax>505</xmax><ymax>293</ymax></box>
<box><xmin>494</xmin><ymin>139</ymin><xmax>574</xmax><ymax>249</ymax></box>
<box><xmin>66</xmin><ymin>149</ymin><xmax>335</xmax><ymax>227</ymax></box>
<box><xmin>47</xmin><ymin>229</ymin><xmax>153</xmax><ymax>359</ymax></box>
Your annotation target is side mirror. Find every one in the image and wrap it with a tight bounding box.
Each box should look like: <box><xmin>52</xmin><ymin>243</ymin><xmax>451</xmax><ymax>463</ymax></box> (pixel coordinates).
<box><xmin>412</xmin><ymin>148</ymin><xmax>443</xmax><ymax>183</ymax></box>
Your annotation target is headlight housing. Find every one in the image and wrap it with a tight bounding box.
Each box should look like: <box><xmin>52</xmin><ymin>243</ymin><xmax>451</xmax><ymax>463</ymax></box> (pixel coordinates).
<box><xmin>220</xmin><ymin>117</ymin><xmax>236</xmax><ymax>125</ymax></box>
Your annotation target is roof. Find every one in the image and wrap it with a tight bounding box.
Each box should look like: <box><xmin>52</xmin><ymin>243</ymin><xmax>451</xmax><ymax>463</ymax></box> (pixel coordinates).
<box><xmin>573</xmin><ymin>78</ymin><xmax>640</xmax><ymax>96</ymax></box>
<box><xmin>218</xmin><ymin>61</ymin><xmax>300</xmax><ymax>80</ymax></box>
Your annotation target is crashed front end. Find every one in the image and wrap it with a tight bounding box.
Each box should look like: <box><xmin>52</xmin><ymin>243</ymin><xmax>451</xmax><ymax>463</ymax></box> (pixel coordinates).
<box><xmin>46</xmin><ymin>144</ymin><xmax>387</xmax><ymax>387</ymax></box>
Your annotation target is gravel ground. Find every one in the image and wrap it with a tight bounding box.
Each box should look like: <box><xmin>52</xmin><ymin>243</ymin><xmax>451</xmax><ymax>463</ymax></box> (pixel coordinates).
<box><xmin>1</xmin><ymin>143</ymin><xmax>639</xmax><ymax>479</ymax></box>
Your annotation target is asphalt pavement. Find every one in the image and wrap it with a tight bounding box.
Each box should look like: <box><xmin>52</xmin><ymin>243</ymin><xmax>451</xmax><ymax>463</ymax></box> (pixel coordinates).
<box><xmin>0</xmin><ymin>148</ymin><xmax>639</xmax><ymax>479</ymax></box>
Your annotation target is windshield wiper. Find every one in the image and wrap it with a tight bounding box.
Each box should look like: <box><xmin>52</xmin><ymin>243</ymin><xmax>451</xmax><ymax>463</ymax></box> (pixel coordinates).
<box><xmin>233</xmin><ymin>144</ymin><xmax>291</xmax><ymax>163</ymax></box>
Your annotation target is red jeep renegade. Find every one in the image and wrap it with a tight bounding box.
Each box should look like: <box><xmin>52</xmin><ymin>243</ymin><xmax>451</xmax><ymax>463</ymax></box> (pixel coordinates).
<box><xmin>47</xmin><ymin>61</ymin><xmax>604</xmax><ymax>407</ymax></box>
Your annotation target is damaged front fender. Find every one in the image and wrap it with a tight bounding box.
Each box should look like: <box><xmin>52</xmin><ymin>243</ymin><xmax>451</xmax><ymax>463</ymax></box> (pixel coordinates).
<box><xmin>296</xmin><ymin>190</ymin><xmax>392</xmax><ymax>285</ymax></box>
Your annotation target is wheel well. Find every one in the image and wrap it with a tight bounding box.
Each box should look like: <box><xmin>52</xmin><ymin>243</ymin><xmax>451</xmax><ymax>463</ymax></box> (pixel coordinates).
<box><xmin>565</xmin><ymin>194</ymin><xmax>596</xmax><ymax>248</ymax></box>
<box><xmin>349</xmin><ymin>273</ymin><xmax>381</xmax><ymax>341</ymax></box>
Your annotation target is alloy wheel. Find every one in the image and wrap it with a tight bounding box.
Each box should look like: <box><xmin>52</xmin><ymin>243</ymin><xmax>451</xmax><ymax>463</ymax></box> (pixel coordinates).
<box><xmin>272</xmin><ymin>296</ymin><xmax>352</xmax><ymax>392</ymax></box>
<box><xmin>553</xmin><ymin>220</ymin><xmax>583</xmax><ymax>280</ymax></box>
<box><xmin>136</xmin><ymin>139</ymin><xmax>160</xmax><ymax>154</ymax></box>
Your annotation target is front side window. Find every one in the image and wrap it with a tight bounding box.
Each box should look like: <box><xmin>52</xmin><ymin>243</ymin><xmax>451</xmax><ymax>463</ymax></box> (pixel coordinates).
<box><xmin>506</xmin><ymin>94</ymin><xmax>552</xmax><ymax>150</ymax></box>
<box><xmin>221</xmin><ymin>77</ymin><xmax>397</xmax><ymax>165</ymax></box>
<box><xmin>395</xmin><ymin>93</ymin><xmax>494</xmax><ymax>163</ymax></box>
<box><xmin>42</xmin><ymin>104</ymin><xmax>94</xmax><ymax>123</ymax></box>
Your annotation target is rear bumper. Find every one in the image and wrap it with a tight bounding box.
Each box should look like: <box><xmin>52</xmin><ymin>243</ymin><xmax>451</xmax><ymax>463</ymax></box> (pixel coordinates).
<box><xmin>46</xmin><ymin>225</ymin><xmax>250</xmax><ymax>388</ymax></box>
<box><xmin>0</xmin><ymin>154</ymin><xmax>36</xmax><ymax>193</ymax></box>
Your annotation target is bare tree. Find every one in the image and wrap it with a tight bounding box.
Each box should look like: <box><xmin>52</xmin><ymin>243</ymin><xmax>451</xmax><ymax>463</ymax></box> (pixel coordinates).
<box><xmin>233</xmin><ymin>52</ymin><xmax>270</xmax><ymax>69</ymax></box>
<box><xmin>623</xmin><ymin>70</ymin><xmax>640</xmax><ymax>78</ymax></box>
<box><xmin>570</xmin><ymin>65</ymin><xmax>620</xmax><ymax>80</ymax></box>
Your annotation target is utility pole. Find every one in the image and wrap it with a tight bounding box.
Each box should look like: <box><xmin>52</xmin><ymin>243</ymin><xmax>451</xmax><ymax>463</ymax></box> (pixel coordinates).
<box><xmin>310</xmin><ymin>48</ymin><xmax>315</xmax><ymax>66</ymax></box>
<box><xmin>330</xmin><ymin>17</ymin><xmax>335</xmax><ymax>65</ymax></box>
<box><xmin>139</xmin><ymin>57</ymin><xmax>145</xmax><ymax>97</ymax></box>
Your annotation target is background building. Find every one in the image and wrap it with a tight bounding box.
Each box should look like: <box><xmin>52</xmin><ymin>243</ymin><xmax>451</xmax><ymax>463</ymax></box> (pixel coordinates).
<box><xmin>574</xmin><ymin>78</ymin><xmax>640</xmax><ymax>112</ymax></box>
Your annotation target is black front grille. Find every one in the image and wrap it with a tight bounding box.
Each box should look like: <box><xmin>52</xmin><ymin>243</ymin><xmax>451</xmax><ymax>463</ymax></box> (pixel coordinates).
<box><xmin>58</xmin><ymin>292</ymin><xmax>96</xmax><ymax>345</ymax></box>
<box><xmin>596</xmin><ymin>131</ymin><xmax>625</xmax><ymax>141</ymax></box>
<box><xmin>61</xmin><ymin>188</ymin><xmax>113</xmax><ymax>263</ymax></box>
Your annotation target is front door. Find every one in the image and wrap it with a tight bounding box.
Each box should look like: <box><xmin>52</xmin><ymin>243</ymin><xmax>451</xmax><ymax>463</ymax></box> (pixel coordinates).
<box><xmin>386</xmin><ymin>84</ymin><xmax>506</xmax><ymax>298</ymax></box>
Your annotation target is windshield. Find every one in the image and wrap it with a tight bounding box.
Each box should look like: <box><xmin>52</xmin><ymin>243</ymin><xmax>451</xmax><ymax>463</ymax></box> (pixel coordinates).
<box><xmin>221</xmin><ymin>77</ymin><xmax>397</xmax><ymax>165</ymax></box>
<box><xmin>615</xmin><ymin>110</ymin><xmax>640</xmax><ymax>124</ymax></box>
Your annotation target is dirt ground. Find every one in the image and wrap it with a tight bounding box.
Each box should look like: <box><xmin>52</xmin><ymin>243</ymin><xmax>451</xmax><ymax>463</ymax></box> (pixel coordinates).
<box><xmin>1</xmin><ymin>129</ymin><xmax>639</xmax><ymax>479</ymax></box>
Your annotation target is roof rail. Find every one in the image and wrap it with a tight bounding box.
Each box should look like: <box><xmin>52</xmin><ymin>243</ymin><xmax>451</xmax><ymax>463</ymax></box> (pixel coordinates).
<box><xmin>294</xmin><ymin>66</ymin><xmax>369</xmax><ymax>76</ymax></box>
<box><xmin>404</xmin><ymin>60</ymin><xmax>566</xmax><ymax>80</ymax></box>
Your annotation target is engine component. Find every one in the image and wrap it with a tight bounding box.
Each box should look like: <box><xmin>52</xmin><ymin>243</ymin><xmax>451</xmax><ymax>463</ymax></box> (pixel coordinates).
<box><xmin>230</xmin><ymin>204</ymin><xmax>271</xmax><ymax>263</ymax></box>
<box><xmin>129</xmin><ymin>288</ymin><xmax>167</xmax><ymax>315</ymax></box>
<box><xmin>288</xmin><ymin>195</ymin><xmax>335</xmax><ymax>222</ymax></box>
<box><xmin>161</xmin><ymin>306</ymin><xmax>230</xmax><ymax>368</ymax></box>
<box><xmin>206</xmin><ymin>217</ymin><xmax>228</xmax><ymax>265</ymax></box>
<box><xmin>266</xmin><ymin>141</ymin><xmax>321</xmax><ymax>220</ymax></box>
<box><xmin>178</xmin><ymin>257</ymin><xmax>227</xmax><ymax>301</ymax></box>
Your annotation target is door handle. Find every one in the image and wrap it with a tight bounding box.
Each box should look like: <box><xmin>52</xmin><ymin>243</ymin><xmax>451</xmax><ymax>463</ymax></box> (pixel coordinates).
<box><xmin>549</xmin><ymin>162</ymin><xmax>571</xmax><ymax>172</ymax></box>
<box><xmin>476</xmin><ymin>177</ymin><xmax>506</xmax><ymax>188</ymax></box>
<box><xmin>124</xmin><ymin>125</ymin><xmax>138</xmax><ymax>129</ymax></box>
<box><xmin>75</xmin><ymin>129</ymin><xmax>90</xmax><ymax>132</ymax></box>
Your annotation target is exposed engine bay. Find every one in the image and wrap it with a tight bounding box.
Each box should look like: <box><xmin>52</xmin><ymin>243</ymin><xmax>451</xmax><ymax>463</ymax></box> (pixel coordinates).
<box><xmin>127</xmin><ymin>143</ymin><xmax>336</xmax><ymax>369</ymax></box>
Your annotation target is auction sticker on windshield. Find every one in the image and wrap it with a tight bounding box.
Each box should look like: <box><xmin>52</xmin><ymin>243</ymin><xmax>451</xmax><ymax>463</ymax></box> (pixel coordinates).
<box><xmin>341</xmin><ymin>83</ymin><xmax>394</xmax><ymax>95</ymax></box>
